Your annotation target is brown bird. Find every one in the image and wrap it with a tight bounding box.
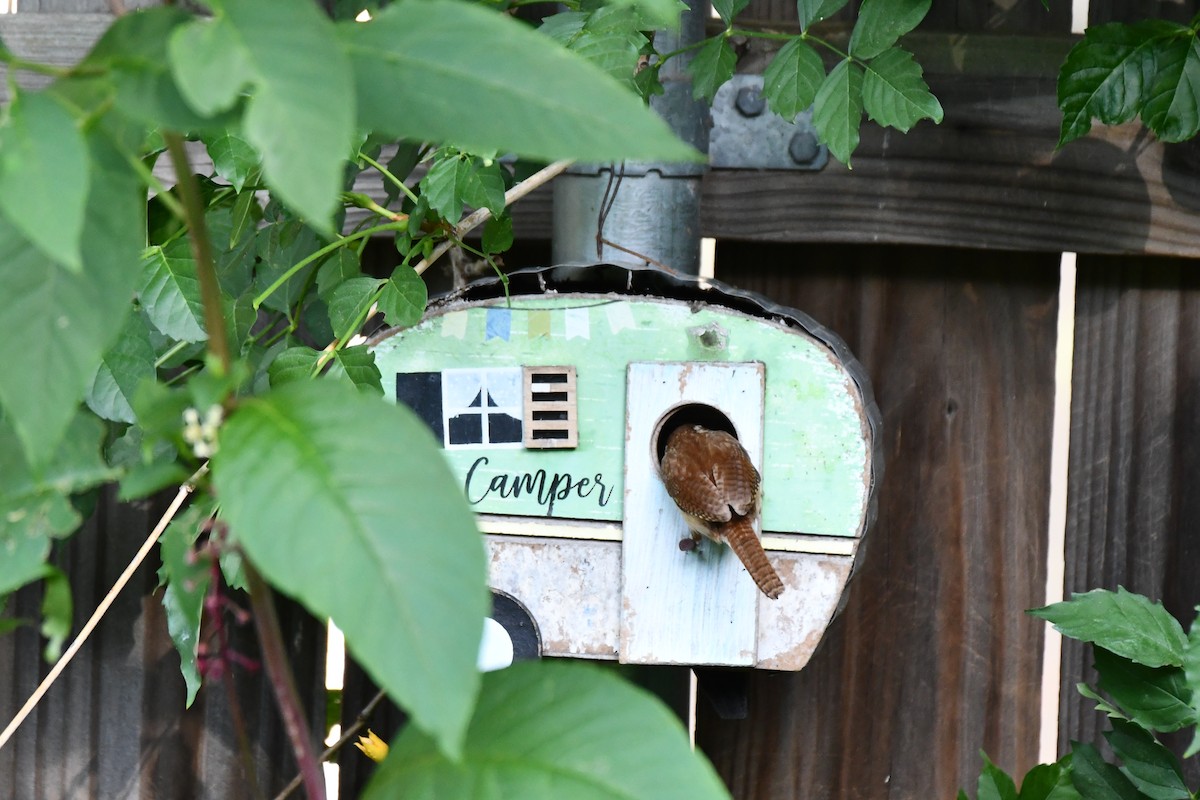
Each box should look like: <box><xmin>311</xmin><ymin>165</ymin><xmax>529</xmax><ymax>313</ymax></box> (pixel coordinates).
<box><xmin>659</xmin><ymin>424</ymin><xmax>784</xmax><ymax>599</ymax></box>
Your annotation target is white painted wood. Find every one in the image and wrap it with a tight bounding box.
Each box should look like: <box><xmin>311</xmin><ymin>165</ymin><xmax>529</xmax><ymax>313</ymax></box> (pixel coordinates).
<box><xmin>755</xmin><ymin>552</ymin><xmax>852</xmax><ymax>670</ymax></box>
<box><xmin>477</xmin><ymin>515</ymin><xmax>622</xmax><ymax>541</ymax></box>
<box><xmin>1040</xmin><ymin>254</ymin><xmax>1077</xmax><ymax>762</ymax></box>
<box><xmin>485</xmin><ymin>535</ymin><xmax>621</xmax><ymax>660</ymax></box>
<box><xmin>621</xmin><ymin>361</ymin><xmax>764</xmax><ymax>666</ymax></box>
<box><xmin>760</xmin><ymin>532</ymin><xmax>857</xmax><ymax>555</ymax></box>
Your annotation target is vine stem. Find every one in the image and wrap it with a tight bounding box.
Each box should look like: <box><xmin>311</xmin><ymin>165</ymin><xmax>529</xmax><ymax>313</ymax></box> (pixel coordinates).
<box><xmin>414</xmin><ymin>158</ymin><xmax>574</xmax><ymax>276</ymax></box>
<box><xmin>251</xmin><ymin>222</ymin><xmax>406</xmax><ymax>310</ymax></box>
<box><xmin>164</xmin><ymin>132</ymin><xmax>232</xmax><ymax>376</ymax></box>
<box><xmin>245</xmin><ymin>563</ymin><xmax>326</xmax><ymax>800</ymax></box>
<box><xmin>0</xmin><ymin>467</ymin><xmax>208</xmax><ymax>752</ymax></box>
<box><xmin>357</xmin><ymin>151</ymin><xmax>419</xmax><ymax>205</ymax></box>
<box><xmin>271</xmin><ymin>689</ymin><xmax>389</xmax><ymax>800</ymax></box>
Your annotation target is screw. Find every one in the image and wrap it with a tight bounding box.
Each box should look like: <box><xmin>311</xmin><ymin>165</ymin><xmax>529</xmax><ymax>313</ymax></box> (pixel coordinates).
<box><xmin>734</xmin><ymin>86</ymin><xmax>766</xmax><ymax>117</ymax></box>
<box><xmin>788</xmin><ymin>131</ymin><xmax>820</xmax><ymax>165</ymax></box>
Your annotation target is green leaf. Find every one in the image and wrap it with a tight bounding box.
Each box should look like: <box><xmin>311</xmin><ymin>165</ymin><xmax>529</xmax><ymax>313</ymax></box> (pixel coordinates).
<box><xmin>0</xmin><ymin>411</ymin><xmax>115</xmax><ymax>594</ymax></box>
<box><xmin>1183</xmin><ymin>611</ymin><xmax>1200</xmax><ymax>755</ymax></box>
<box><xmin>139</xmin><ymin>241</ymin><xmax>207</xmax><ymax>344</ymax></box>
<box><xmin>1078</xmin><ymin>682</ymin><xmax>1131</xmax><ymax>721</ymax></box>
<box><xmin>712</xmin><ymin>0</ymin><xmax>749</xmax><ymax>26</ymax></box>
<box><xmin>977</xmin><ymin>752</ymin><xmax>1019</xmax><ymax>800</ymax></box>
<box><xmin>813</xmin><ymin>58</ymin><xmax>864</xmax><ymax>166</ymax></box>
<box><xmin>227</xmin><ymin>189</ymin><xmax>262</xmax><ymax>253</ymax></box>
<box><xmin>255</xmin><ymin>216</ymin><xmax>324</xmax><ymax>315</ymax></box>
<box><xmin>317</xmin><ymin>248</ymin><xmax>362</xmax><ymax>304</ymax></box>
<box><xmin>77</xmin><ymin>6</ymin><xmax>228</xmax><ymax>133</ymax></box>
<box><xmin>119</xmin><ymin>459</ymin><xmax>190</xmax><ymax>502</ymax></box>
<box><xmin>421</xmin><ymin>154</ymin><xmax>506</xmax><ymax>224</ymax></box>
<box><xmin>363</xmin><ymin>660</ymin><xmax>731</xmax><ymax>800</ymax></box>
<box><xmin>1142</xmin><ymin>34</ymin><xmax>1200</xmax><ymax>142</ymax></box>
<box><xmin>0</xmin><ymin>90</ymin><xmax>88</xmax><ymax>273</ymax></box>
<box><xmin>269</xmin><ymin>345</ymin><xmax>382</xmax><ymax>393</ymax></box>
<box><xmin>482</xmin><ymin>214</ymin><xmax>514</xmax><ymax>255</ymax></box>
<box><xmin>203</xmin><ymin>131</ymin><xmax>261</xmax><ymax>193</ymax></box>
<box><xmin>1094</xmin><ymin>646</ymin><xmax>1196</xmax><ymax>732</ymax></box>
<box><xmin>545</xmin><ymin>9</ymin><xmax>649</xmax><ymax>88</ymax></box>
<box><xmin>87</xmin><ymin>310</ymin><xmax>156</xmax><ymax>425</ymax></box>
<box><xmin>384</xmin><ymin>142</ymin><xmax>422</xmax><ymax>204</ymax></box>
<box><xmin>169</xmin><ymin>0</ymin><xmax>354</xmax><ymax>232</ymax></box>
<box><xmin>0</xmin><ymin>129</ymin><xmax>143</xmax><ymax>463</ymax></box>
<box><xmin>211</xmin><ymin>381</ymin><xmax>487</xmax><ymax>758</ymax></box>
<box><xmin>328</xmin><ymin>276</ymin><xmax>383</xmax><ymax>338</ymax></box>
<box><xmin>1030</xmin><ymin>588</ymin><xmax>1188</xmax><ymax>668</ymax></box>
<box><xmin>378</xmin><ymin>266</ymin><xmax>427</xmax><ymax>328</ymax></box>
<box><xmin>39</xmin><ymin>566</ymin><xmax>72</xmax><ymax>663</ymax></box>
<box><xmin>1070</xmin><ymin>742</ymin><xmax>1143</xmax><ymax>800</ymax></box>
<box><xmin>339</xmin><ymin>0</ymin><xmax>698</xmax><ymax>164</ymax></box>
<box><xmin>690</xmin><ymin>36</ymin><xmax>736</xmax><ymax>103</ymax></box>
<box><xmin>1104</xmin><ymin>719</ymin><xmax>1188</xmax><ymax>800</ymax></box>
<box><xmin>327</xmin><ymin>346</ymin><xmax>383</xmax><ymax>395</ymax></box>
<box><xmin>268</xmin><ymin>346</ymin><xmax>321</xmax><ymax>387</ymax></box>
<box><xmin>849</xmin><ymin>0</ymin><xmax>931</xmax><ymax>60</ymax></box>
<box><xmin>158</xmin><ymin>502</ymin><xmax>214</xmax><ymax>707</ymax></box>
<box><xmin>1057</xmin><ymin>20</ymin><xmax>1186</xmax><ymax>146</ymax></box>
<box><xmin>862</xmin><ymin>47</ymin><xmax>944</xmax><ymax>132</ymax></box>
<box><xmin>1018</xmin><ymin>757</ymin><xmax>1082</xmax><ymax>800</ymax></box>
<box><xmin>797</xmin><ymin>0</ymin><xmax>849</xmax><ymax>31</ymax></box>
<box><xmin>602</xmin><ymin>0</ymin><xmax>684</xmax><ymax>28</ymax></box>
<box><xmin>762</xmin><ymin>39</ymin><xmax>826</xmax><ymax>119</ymax></box>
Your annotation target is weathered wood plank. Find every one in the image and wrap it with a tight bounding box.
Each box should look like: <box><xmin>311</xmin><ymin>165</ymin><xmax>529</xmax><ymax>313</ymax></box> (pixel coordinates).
<box><xmin>741</xmin><ymin>0</ymin><xmax>1071</xmax><ymax>33</ymax></box>
<box><xmin>697</xmin><ymin>32</ymin><xmax>1200</xmax><ymax>258</ymax></box>
<box><xmin>695</xmin><ymin>242</ymin><xmax>1057</xmax><ymax>799</ymax></box>
<box><xmin>0</xmin><ymin>487</ymin><xmax>328</xmax><ymax>800</ymax></box>
<box><xmin>1088</xmin><ymin>0</ymin><xmax>1194</xmax><ymax>25</ymax></box>
<box><xmin>0</xmin><ymin>13</ymin><xmax>111</xmax><ymax>94</ymax></box>
<box><xmin>1059</xmin><ymin>256</ymin><xmax>1200</xmax><ymax>783</ymax></box>
<box><xmin>1</xmin><ymin>16</ymin><xmax>1194</xmax><ymax>257</ymax></box>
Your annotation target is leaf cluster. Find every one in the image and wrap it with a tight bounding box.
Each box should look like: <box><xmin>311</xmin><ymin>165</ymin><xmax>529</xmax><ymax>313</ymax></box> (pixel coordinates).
<box><xmin>0</xmin><ymin>0</ymin><xmax>731</xmax><ymax>794</ymax></box>
<box><xmin>1058</xmin><ymin>15</ymin><xmax>1200</xmax><ymax>145</ymax></box>
<box><xmin>962</xmin><ymin>588</ymin><xmax>1200</xmax><ymax>800</ymax></box>
<box><xmin>548</xmin><ymin>0</ymin><xmax>943</xmax><ymax>165</ymax></box>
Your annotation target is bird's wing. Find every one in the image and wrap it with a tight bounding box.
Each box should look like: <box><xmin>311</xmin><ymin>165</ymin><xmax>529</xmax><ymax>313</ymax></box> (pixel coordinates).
<box><xmin>708</xmin><ymin>431</ymin><xmax>760</xmax><ymax>517</ymax></box>
<box><xmin>660</xmin><ymin>436</ymin><xmax>732</xmax><ymax>523</ymax></box>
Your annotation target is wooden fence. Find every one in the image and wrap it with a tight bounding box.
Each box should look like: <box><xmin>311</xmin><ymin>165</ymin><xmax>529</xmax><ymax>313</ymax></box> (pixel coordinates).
<box><xmin>5</xmin><ymin>0</ymin><xmax>1200</xmax><ymax>798</ymax></box>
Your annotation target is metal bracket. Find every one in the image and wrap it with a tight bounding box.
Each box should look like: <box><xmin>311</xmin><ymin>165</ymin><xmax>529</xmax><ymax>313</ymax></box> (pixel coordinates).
<box><xmin>709</xmin><ymin>74</ymin><xmax>828</xmax><ymax>171</ymax></box>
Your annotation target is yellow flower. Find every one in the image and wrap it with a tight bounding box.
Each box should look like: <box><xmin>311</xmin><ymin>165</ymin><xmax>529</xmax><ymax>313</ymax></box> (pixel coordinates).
<box><xmin>354</xmin><ymin>729</ymin><xmax>389</xmax><ymax>762</ymax></box>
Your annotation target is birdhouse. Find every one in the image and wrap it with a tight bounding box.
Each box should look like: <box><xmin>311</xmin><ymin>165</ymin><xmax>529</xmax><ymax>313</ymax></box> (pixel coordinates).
<box><xmin>371</xmin><ymin>265</ymin><xmax>880</xmax><ymax>670</ymax></box>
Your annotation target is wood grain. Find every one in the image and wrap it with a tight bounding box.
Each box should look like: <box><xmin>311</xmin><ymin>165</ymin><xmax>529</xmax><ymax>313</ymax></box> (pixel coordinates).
<box><xmin>0</xmin><ymin>487</ymin><xmax>327</xmax><ymax>800</ymax></box>
<box><xmin>1059</xmin><ymin>256</ymin><xmax>1200</xmax><ymax>781</ymax></box>
<box><xmin>696</xmin><ymin>242</ymin><xmax>1058</xmax><ymax>799</ymax></box>
<box><xmin>3</xmin><ymin>16</ymin><xmax>1198</xmax><ymax>257</ymax></box>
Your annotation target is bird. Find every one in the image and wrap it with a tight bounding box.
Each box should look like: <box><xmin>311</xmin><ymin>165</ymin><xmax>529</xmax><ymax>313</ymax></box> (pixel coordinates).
<box><xmin>658</xmin><ymin>424</ymin><xmax>784</xmax><ymax>599</ymax></box>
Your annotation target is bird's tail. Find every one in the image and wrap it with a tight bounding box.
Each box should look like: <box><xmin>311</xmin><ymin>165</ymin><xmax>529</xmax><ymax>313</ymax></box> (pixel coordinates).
<box><xmin>723</xmin><ymin>519</ymin><xmax>784</xmax><ymax>599</ymax></box>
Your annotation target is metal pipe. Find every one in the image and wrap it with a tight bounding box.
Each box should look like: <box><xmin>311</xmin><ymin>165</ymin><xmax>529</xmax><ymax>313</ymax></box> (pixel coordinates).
<box><xmin>552</xmin><ymin>1</ymin><xmax>708</xmax><ymax>275</ymax></box>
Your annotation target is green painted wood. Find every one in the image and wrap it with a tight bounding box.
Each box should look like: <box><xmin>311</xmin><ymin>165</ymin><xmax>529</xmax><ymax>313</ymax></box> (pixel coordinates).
<box><xmin>373</xmin><ymin>294</ymin><xmax>872</xmax><ymax>539</ymax></box>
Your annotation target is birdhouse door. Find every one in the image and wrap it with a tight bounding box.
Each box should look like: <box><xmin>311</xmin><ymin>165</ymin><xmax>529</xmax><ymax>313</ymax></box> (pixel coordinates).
<box><xmin>621</xmin><ymin>361</ymin><xmax>765</xmax><ymax>666</ymax></box>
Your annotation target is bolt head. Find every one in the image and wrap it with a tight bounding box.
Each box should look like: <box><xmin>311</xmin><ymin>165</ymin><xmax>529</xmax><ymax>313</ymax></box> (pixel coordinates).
<box><xmin>734</xmin><ymin>86</ymin><xmax>766</xmax><ymax>117</ymax></box>
<box><xmin>788</xmin><ymin>131</ymin><xmax>820</xmax><ymax>165</ymax></box>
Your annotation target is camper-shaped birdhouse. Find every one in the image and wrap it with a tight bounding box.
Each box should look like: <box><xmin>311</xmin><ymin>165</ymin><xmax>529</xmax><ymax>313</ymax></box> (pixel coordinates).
<box><xmin>371</xmin><ymin>265</ymin><xmax>880</xmax><ymax>670</ymax></box>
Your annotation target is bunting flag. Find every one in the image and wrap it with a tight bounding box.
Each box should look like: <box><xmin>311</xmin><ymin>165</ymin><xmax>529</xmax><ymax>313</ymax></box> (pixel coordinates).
<box><xmin>528</xmin><ymin>309</ymin><xmax>552</xmax><ymax>339</ymax></box>
<box><xmin>565</xmin><ymin>306</ymin><xmax>590</xmax><ymax>340</ymax></box>
<box><xmin>485</xmin><ymin>307</ymin><xmax>512</xmax><ymax>341</ymax></box>
<box><xmin>441</xmin><ymin>311</ymin><xmax>468</xmax><ymax>339</ymax></box>
<box><xmin>605</xmin><ymin>302</ymin><xmax>635</xmax><ymax>334</ymax></box>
